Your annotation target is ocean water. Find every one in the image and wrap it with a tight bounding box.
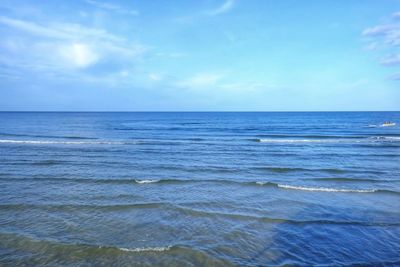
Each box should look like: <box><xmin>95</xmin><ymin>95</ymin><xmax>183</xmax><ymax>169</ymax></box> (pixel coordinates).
<box><xmin>0</xmin><ymin>112</ymin><xmax>399</xmax><ymax>266</ymax></box>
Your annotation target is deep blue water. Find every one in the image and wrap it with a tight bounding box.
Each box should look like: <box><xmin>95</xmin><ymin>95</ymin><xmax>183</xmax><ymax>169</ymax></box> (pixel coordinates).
<box><xmin>0</xmin><ymin>112</ymin><xmax>399</xmax><ymax>266</ymax></box>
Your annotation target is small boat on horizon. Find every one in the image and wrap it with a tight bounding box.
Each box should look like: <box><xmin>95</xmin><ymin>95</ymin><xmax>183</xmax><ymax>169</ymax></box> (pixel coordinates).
<box><xmin>381</xmin><ymin>121</ymin><xmax>396</xmax><ymax>127</ymax></box>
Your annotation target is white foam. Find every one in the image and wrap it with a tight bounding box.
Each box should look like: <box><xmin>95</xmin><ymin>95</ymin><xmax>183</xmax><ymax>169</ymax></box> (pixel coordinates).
<box><xmin>118</xmin><ymin>246</ymin><xmax>172</xmax><ymax>252</ymax></box>
<box><xmin>0</xmin><ymin>139</ymin><xmax>132</xmax><ymax>145</ymax></box>
<box><xmin>385</xmin><ymin>137</ymin><xmax>400</xmax><ymax>141</ymax></box>
<box><xmin>258</xmin><ymin>137</ymin><xmax>400</xmax><ymax>143</ymax></box>
<box><xmin>135</xmin><ymin>179</ymin><xmax>160</xmax><ymax>184</ymax></box>
<box><xmin>277</xmin><ymin>184</ymin><xmax>375</xmax><ymax>193</ymax></box>
<box><xmin>368</xmin><ymin>123</ymin><xmax>397</xmax><ymax>128</ymax></box>
<box><xmin>370</xmin><ymin>136</ymin><xmax>400</xmax><ymax>142</ymax></box>
<box><xmin>257</xmin><ymin>139</ymin><xmax>338</xmax><ymax>143</ymax></box>
<box><xmin>380</xmin><ymin>123</ymin><xmax>396</xmax><ymax>127</ymax></box>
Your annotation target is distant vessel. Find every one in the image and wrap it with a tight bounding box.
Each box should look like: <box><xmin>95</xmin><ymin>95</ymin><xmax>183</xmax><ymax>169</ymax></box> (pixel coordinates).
<box><xmin>381</xmin><ymin>122</ymin><xmax>396</xmax><ymax>127</ymax></box>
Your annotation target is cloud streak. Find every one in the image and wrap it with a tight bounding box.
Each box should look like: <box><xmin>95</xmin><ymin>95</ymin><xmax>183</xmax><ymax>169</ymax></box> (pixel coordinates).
<box><xmin>0</xmin><ymin>15</ymin><xmax>122</xmax><ymax>42</ymax></box>
<box><xmin>85</xmin><ymin>0</ymin><xmax>139</xmax><ymax>16</ymax></box>
<box><xmin>206</xmin><ymin>0</ymin><xmax>235</xmax><ymax>16</ymax></box>
<box><xmin>380</xmin><ymin>54</ymin><xmax>400</xmax><ymax>66</ymax></box>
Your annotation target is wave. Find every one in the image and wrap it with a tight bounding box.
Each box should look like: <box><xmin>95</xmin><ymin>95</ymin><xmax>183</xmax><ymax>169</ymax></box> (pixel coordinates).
<box><xmin>0</xmin><ymin>132</ymin><xmax>97</xmax><ymax>140</ymax></box>
<box><xmin>0</xmin><ymin>202</ymin><xmax>167</xmax><ymax>211</ymax></box>
<box><xmin>1</xmin><ymin>136</ymin><xmax>399</xmax><ymax>146</ymax></box>
<box><xmin>0</xmin><ymin>231</ymin><xmax>230</xmax><ymax>265</ymax></box>
<box><xmin>3</xmin><ymin>177</ymin><xmax>398</xmax><ymax>195</ymax></box>
<box><xmin>2</xmin><ymin>202</ymin><xmax>399</xmax><ymax>227</ymax></box>
<box><xmin>254</xmin><ymin>166</ymin><xmax>379</xmax><ymax>174</ymax></box>
<box><xmin>252</xmin><ymin>182</ymin><xmax>399</xmax><ymax>194</ymax></box>
<box><xmin>255</xmin><ymin>134</ymin><xmax>364</xmax><ymax>139</ymax></box>
<box><xmin>275</xmin><ymin>184</ymin><xmax>375</xmax><ymax>193</ymax></box>
<box><xmin>32</xmin><ymin>160</ymin><xmax>66</xmax><ymax>166</ymax></box>
<box><xmin>369</xmin><ymin>136</ymin><xmax>400</xmax><ymax>141</ymax></box>
<box><xmin>0</xmin><ymin>232</ymin><xmax>176</xmax><ymax>258</ymax></box>
<box><xmin>367</xmin><ymin>123</ymin><xmax>397</xmax><ymax>128</ymax></box>
<box><xmin>256</xmin><ymin>136</ymin><xmax>400</xmax><ymax>143</ymax></box>
<box><xmin>118</xmin><ymin>246</ymin><xmax>172</xmax><ymax>252</ymax></box>
<box><xmin>0</xmin><ymin>139</ymin><xmax>136</xmax><ymax>145</ymax></box>
<box><xmin>135</xmin><ymin>179</ymin><xmax>160</xmax><ymax>184</ymax></box>
<box><xmin>305</xmin><ymin>177</ymin><xmax>395</xmax><ymax>183</ymax></box>
<box><xmin>256</xmin><ymin>138</ymin><xmax>339</xmax><ymax>143</ymax></box>
<box><xmin>0</xmin><ymin>177</ymin><xmax>176</xmax><ymax>185</ymax></box>
<box><xmin>174</xmin><ymin>206</ymin><xmax>400</xmax><ymax>227</ymax></box>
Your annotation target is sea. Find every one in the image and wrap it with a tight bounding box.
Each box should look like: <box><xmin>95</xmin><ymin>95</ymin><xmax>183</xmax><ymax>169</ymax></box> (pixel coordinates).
<box><xmin>0</xmin><ymin>112</ymin><xmax>399</xmax><ymax>266</ymax></box>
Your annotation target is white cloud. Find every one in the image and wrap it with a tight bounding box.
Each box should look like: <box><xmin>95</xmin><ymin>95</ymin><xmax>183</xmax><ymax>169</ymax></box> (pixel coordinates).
<box><xmin>59</xmin><ymin>43</ymin><xmax>100</xmax><ymax>68</ymax></box>
<box><xmin>363</xmin><ymin>12</ymin><xmax>400</xmax><ymax>79</ymax></box>
<box><xmin>207</xmin><ymin>0</ymin><xmax>235</xmax><ymax>16</ymax></box>
<box><xmin>362</xmin><ymin>24</ymin><xmax>398</xmax><ymax>36</ymax></box>
<box><xmin>0</xmin><ymin>16</ymin><xmax>147</xmax><ymax>71</ymax></box>
<box><xmin>85</xmin><ymin>0</ymin><xmax>139</xmax><ymax>16</ymax></box>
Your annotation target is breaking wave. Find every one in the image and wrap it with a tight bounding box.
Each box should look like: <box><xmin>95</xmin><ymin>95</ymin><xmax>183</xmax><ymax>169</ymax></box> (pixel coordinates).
<box><xmin>256</xmin><ymin>136</ymin><xmax>400</xmax><ymax>143</ymax></box>
<box><xmin>118</xmin><ymin>246</ymin><xmax>172</xmax><ymax>252</ymax></box>
<box><xmin>135</xmin><ymin>179</ymin><xmax>160</xmax><ymax>184</ymax></box>
<box><xmin>0</xmin><ymin>139</ymin><xmax>136</xmax><ymax>145</ymax></box>
<box><xmin>275</xmin><ymin>184</ymin><xmax>376</xmax><ymax>193</ymax></box>
<box><xmin>2</xmin><ymin>177</ymin><xmax>398</xmax><ymax>195</ymax></box>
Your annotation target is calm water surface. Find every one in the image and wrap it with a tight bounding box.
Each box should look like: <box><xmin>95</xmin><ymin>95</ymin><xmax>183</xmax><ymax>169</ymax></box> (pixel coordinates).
<box><xmin>0</xmin><ymin>112</ymin><xmax>399</xmax><ymax>266</ymax></box>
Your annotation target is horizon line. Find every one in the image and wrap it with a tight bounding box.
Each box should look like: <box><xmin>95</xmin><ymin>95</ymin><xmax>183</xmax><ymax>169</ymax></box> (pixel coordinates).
<box><xmin>0</xmin><ymin>110</ymin><xmax>399</xmax><ymax>113</ymax></box>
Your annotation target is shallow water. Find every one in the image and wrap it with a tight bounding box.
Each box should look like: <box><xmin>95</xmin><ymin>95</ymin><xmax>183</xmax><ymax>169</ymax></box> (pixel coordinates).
<box><xmin>0</xmin><ymin>112</ymin><xmax>399</xmax><ymax>266</ymax></box>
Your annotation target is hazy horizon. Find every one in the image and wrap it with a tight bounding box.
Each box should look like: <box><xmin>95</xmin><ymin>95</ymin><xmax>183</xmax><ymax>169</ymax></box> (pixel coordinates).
<box><xmin>0</xmin><ymin>110</ymin><xmax>400</xmax><ymax>112</ymax></box>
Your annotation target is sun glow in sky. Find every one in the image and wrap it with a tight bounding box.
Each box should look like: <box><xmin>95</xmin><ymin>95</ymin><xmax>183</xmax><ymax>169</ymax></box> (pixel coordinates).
<box><xmin>0</xmin><ymin>0</ymin><xmax>399</xmax><ymax>111</ymax></box>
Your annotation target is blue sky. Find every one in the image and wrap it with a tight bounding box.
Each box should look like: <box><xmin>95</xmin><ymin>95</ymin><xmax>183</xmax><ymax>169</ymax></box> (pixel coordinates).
<box><xmin>0</xmin><ymin>0</ymin><xmax>399</xmax><ymax>111</ymax></box>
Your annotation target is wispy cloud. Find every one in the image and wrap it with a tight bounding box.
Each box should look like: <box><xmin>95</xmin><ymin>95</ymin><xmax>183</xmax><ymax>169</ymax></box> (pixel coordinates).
<box><xmin>58</xmin><ymin>43</ymin><xmax>100</xmax><ymax>68</ymax></box>
<box><xmin>0</xmin><ymin>14</ymin><xmax>149</xmax><ymax>90</ymax></box>
<box><xmin>380</xmin><ymin>54</ymin><xmax>400</xmax><ymax>66</ymax></box>
<box><xmin>0</xmin><ymin>15</ymin><xmax>123</xmax><ymax>42</ymax></box>
<box><xmin>177</xmin><ymin>73</ymin><xmax>223</xmax><ymax>89</ymax></box>
<box><xmin>85</xmin><ymin>0</ymin><xmax>139</xmax><ymax>16</ymax></box>
<box><xmin>0</xmin><ymin>16</ymin><xmax>147</xmax><ymax>72</ymax></box>
<box><xmin>363</xmin><ymin>11</ymin><xmax>400</xmax><ymax>79</ymax></box>
<box><xmin>393</xmin><ymin>12</ymin><xmax>400</xmax><ymax>19</ymax></box>
<box><xmin>362</xmin><ymin>24</ymin><xmax>398</xmax><ymax>37</ymax></box>
<box><xmin>206</xmin><ymin>0</ymin><xmax>235</xmax><ymax>16</ymax></box>
<box><xmin>389</xmin><ymin>72</ymin><xmax>400</xmax><ymax>80</ymax></box>
<box><xmin>174</xmin><ymin>0</ymin><xmax>236</xmax><ymax>23</ymax></box>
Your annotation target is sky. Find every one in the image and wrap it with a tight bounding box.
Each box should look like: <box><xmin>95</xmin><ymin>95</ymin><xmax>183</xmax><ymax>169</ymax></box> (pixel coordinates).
<box><xmin>0</xmin><ymin>0</ymin><xmax>399</xmax><ymax>111</ymax></box>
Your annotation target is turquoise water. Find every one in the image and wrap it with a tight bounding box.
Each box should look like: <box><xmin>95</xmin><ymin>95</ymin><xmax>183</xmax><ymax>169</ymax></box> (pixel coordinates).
<box><xmin>0</xmin><ymin>112</ymin><xmax>399</xmax><ymax>266</ymax></box>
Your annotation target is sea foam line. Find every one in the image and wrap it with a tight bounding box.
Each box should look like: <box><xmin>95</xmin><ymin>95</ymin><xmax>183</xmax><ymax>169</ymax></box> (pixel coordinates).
<box><xmin>0</xmin><ymin>139</ymin><xmax>134</xmax><ymax>145</ymax></box>
<box><xmin>134</xmin><ymin>179</ymin><xmax>160</xmax><ymax>184</ymax></box>
<box><xmin>276</xmin><ymin>184</ymin><xmax>376</xmax><ymax>193</ymax></box>
<box><xmin>256</xmin><ymin>137</ymin><xmax>400</xmax><ymax>143</ymax></box>
<box><xmin>257</xmin><ymin>139</ymin><xmax>338</xmax><ymax>143</ymax></box>
<box><xmin>118</xmin><ymin>246</ymin><xmax>172</xmax><ymax>252</ymax></box>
